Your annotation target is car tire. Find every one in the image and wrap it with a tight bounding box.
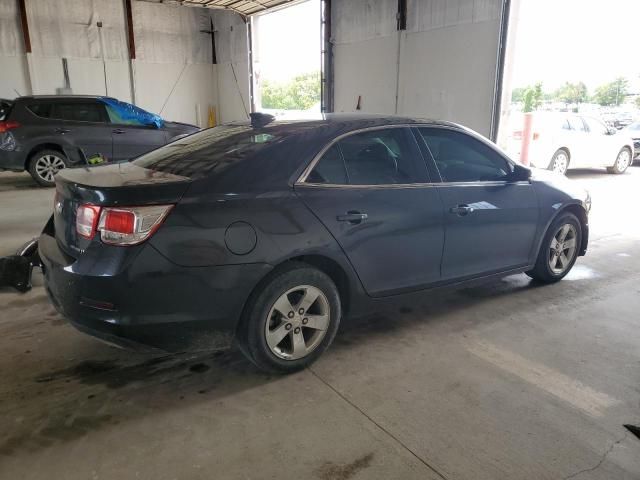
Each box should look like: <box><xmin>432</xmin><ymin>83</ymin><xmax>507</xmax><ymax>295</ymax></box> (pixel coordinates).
<box><xmin>237</xmin><ymin>262</ymin><xmax>341</xmax><ymax>374</ymax></box>
<box><xmin>606</xmin><ymin>147</ymin><xmax>632</xmax><ymax>174</ymax></box>
<box><xmin>548</xmin><ymin>149</ymin><xmax>570</xmax><ymax>175</ymax></box>
<box><xmin>28</xmin><ymin>149</ymin><xmax>68</xmax><ymax>187</ymax></box>
<box><xmin>526</xmin><ymin>212</ymin><xmax>582</xmax><ymax>283</ymax></box>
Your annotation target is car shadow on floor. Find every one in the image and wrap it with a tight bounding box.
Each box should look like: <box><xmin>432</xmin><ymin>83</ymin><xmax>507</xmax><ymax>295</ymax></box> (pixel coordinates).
<box><xmin>0</xmin><ymin>273</ymin><xmax>561</xmax><ymax>458</ymax></box>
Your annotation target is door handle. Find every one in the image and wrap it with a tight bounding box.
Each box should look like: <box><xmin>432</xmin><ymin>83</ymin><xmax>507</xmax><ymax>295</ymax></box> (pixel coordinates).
<box><xmin>112</xmin><ymin>129</ymin><xmax>125</xmax><ymax>134</ymax></box>
<box><xmin>54</xmin><ymin>128</ymin><xmax>70</xmax><ymax>134</ymax></box>
<box><xmin>449</xmin><ymin>204</ymin><xmax>474</xmax><ymax>216</ymax></box>
<box><xmin>337</xmin><ymin>211</ymin><xmax>368</xmax><ymax>224</ymax></box>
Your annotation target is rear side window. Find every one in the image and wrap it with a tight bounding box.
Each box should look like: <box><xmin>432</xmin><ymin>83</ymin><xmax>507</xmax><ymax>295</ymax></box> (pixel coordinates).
<box><xmin>133</xmin><ymin>126</ymin><xmax>282</xmax><ymax>178</ymax></box>
<box><xmin>27</xmin><ymin>103</ymin><xmax>53</xmax><ymax>118</ymax></box>
<box><xmin>0</xmin><ymin>101</ymin><xmax>13</xmax><ymax>121</ymax></box>
<box><xmin>419</xmin><ymin>128</ymin><xmax>510</xmax><ymax>182</ymax></box>
<box><xmin>308</xmin><ymin>128</ymin><xmax>424</xmax><ymax>185</ymax></box>
<box><xmin>567</xmin><ymin>117</ymin><xmax>586</xmax><ymax>132</ymax></box>
<box><xmin>50</xmin><ymin>102</ymin><xmax>109</xmax><ymax>123</ymax></box>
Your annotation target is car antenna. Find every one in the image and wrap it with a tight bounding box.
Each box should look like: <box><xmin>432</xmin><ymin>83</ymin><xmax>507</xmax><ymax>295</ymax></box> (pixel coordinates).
<box><xmin>250</xmin><ymin>112</ymin><xmax>275</xmax><ymax>128</ymax></box>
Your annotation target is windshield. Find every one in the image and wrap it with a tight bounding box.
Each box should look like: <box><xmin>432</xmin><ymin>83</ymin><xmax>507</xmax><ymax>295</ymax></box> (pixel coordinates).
<box><xmin>132</xmin><ymin>125</ymin><xmax>282</xmax><ymax>178</ymax></box>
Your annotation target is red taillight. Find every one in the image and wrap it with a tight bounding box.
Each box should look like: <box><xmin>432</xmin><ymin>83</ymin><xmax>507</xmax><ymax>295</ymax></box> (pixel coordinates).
<box><xmin>98</xmin><ymin>205</ymin><xmax>173</xmax><ymax>246</ymax></box>
<box><xmin>0</xmin><ymin>121</ymin><xmax>21</xmax><ymax>133</ymax></box>
<box><xmin>76</xmin><ymin>204</ymin><xmax>101</xmax><ymax>239</ymax></box>
<box><xmin>532</xmin><ymin>132</ymin><xmax>541</xmax><ymax>140</ymax></box>
<box><xmin>103</xmin><ymin>209</ymin><xmax>135</xmax><ymax>234</ymax></box>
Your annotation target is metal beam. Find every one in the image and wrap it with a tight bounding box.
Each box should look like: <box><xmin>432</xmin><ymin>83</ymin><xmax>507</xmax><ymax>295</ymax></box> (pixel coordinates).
<box><xmin>490</xmin><ymin>0</ymin><xmax>511</xmax><ymax>143</ymax></box>
<box><xmin>320</xmin><ymin>0</ymin><xmax>333</xmax><ymax>113</ymax></box>
<box><xmin>17</xmin><ymin>0</ymin><xmax>32</xmax><ymax>53</ymax></box>
<box><xmin>124</xmin><ymin>0</ymin><xmax>136</xmax><ymax>59</ymax></box>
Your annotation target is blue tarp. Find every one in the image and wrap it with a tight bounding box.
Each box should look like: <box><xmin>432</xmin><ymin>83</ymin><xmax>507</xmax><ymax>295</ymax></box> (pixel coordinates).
<box><xmin>98</xmin><ymin>97</ymin><xmax>164</xmax><ymax>128</ymax></box>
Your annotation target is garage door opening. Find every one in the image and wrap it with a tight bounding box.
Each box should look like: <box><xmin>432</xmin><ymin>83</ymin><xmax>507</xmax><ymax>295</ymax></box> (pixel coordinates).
<box><xmin>251</xmin><ymin>0</ymin><xmax>321</xmax><ymax>116</ymax></box>
<box><xmin>497</xmin><ymin>0</ymin><xmax>640</xmax><ymax>172</ymax></box>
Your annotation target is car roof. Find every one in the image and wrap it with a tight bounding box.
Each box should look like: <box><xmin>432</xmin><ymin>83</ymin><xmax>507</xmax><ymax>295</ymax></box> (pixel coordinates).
<box><xmin>226</xmin><ymin>113</ymin><xmax>461</xmax><ymax>133</ymax></box>
<box><xmin>15</xmin><ymin>95</ymin><xmax>111</xmax><ymax>102</ymax></box>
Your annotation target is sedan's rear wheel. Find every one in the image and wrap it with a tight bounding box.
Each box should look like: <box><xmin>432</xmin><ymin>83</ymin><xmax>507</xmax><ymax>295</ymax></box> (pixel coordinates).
<box><xmin>28</xmin><ymin>149</ymin><xmax>67</xmax><ymax>187</ymax></box>
<box><xmin>526</xmin><ymin>212</ymin><xmax>581</xmax><ymax>283</ymax></box>
<box><xmin>607</xmin><ymin>147</ymin><xmax>631</xmax><ymax>174</ymax></box>
<box><xmin>548</xmin><ymin>149</ymin><xmax>569</xmax><ymax>175</ymax></box>
<box><xmin>238</xmin><ymin>263</ymin><xmax>341</xmax><ymax>373</ymax></box>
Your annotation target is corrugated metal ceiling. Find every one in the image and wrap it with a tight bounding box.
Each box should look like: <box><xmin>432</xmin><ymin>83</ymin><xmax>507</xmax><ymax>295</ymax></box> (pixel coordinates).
<box><xmin>137</xmin><ymin>0</ymin><xmax>298</xmax><ymax>16</ymax></box>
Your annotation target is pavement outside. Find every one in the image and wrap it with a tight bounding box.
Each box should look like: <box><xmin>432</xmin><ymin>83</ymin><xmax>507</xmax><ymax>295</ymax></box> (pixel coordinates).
<box><xmin>0</xmin><ymin>167</ymin><xmax>639</xmax><ymax>480</ymax></box>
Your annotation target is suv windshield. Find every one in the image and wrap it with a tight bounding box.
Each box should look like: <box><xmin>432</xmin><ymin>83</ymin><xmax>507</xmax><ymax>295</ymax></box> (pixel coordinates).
<box><xmin>132</xmin><ymin>125</ymin><xmax>281</xmax><ymax>178</ymax></box>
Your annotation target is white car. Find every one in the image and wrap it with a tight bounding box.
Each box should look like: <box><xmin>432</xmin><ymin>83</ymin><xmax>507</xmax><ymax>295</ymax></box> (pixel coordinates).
<box><xmin>507</xmin><ymin>112</ymin><xmax>635</xmax><ymax>175</ymax></box>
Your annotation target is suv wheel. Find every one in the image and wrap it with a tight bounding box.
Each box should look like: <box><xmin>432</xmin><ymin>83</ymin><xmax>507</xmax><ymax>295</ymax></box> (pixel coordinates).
<box><xmin>238</xmin><ymin>263</ymin><xmax>341</xmax><ymax>373</ymax></box>
<box><xmin>548</xmin><ymin>149</ymin><xmax>569</xmax><ymax>175</ymax></box>
<box><xmin>526</xmin><ymin>212</ymin><xmax>581</xmax><ymax>283</ymax></box>
<box><xmin>28</xmin><ymin>149</ymin><xmax>67</xmax><ymax>187</ymax></box>
<box><xmin>607</xmin><ymin>147</ymin><xmax>631</xmax><ymax>174</ymax></box>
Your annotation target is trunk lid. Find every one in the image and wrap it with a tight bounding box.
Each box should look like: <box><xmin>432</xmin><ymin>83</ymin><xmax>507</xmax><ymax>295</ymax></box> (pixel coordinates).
<box><xmin>53</xmin><ymin>162</ymin><xmax>190</xmax><ymax>256</ymax></box>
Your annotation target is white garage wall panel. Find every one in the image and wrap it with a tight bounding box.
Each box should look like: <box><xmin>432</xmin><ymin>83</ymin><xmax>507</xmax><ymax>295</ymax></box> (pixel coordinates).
<box><xmin>0</xmin><ymin>0</ymin><xmax>30</xmax><ymax>98</ymax></box>
<box><xmin>332</xmin><ymin>0</ymin><xmax>503</xmax><ymax>137</ymax></box>
<box><xmin>213</xmin><ymin>11</ymin><xmax>251</xmax><ymax>123</ymax></box>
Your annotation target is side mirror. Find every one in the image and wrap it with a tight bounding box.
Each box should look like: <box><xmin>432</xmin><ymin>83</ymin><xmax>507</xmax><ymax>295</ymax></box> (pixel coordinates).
<box><xmin>511</xmin><ymin>164</ymin><xmax>532</xmax><ymax>181</ymax></box>
<box><xmin>606</xmin><ymin>128</ymin><xmax>617</xmax><ymax>135</ymax></box>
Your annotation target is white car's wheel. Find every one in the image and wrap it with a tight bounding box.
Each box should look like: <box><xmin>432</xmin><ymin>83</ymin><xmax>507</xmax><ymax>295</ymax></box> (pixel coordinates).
<box><xmin>548</xmin><ymin>149</ymin><xmax>569</xmax><ymax>175</ymax></box>
<box><xmin>607</xmin><ymin>147</ymin><xmax>631</xmax><ymax>174</ymax></box>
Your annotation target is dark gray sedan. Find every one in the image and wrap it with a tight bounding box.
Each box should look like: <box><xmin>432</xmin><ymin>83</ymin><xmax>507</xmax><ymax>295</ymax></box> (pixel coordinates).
<box><xmin>39</xmin><ymin>114</ymin><xmax>590</xmax><ymax>373</ymax></box>
<box><xmin>0</xmin><ymin>95</ymin><xmax>198</xmax><ymax>186</ymax></box>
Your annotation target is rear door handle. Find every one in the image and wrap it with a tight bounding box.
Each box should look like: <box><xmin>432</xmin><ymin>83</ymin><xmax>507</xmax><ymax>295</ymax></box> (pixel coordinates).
<box><xmin>112</xmin><ymin>129</ymin><xmax>125</xmax><ymax>134</ymax></box>
<box><xmin>54</xmin><ymin>128</ymin><xmax>70</xmax><ymax>134</ymax></box>
<box><xmin>449</xmin><ymin>204</ymin><xmax>474</xmax><ymax>216</ymax></box>
<box><xmin>337</xmin><ymin>211</ymin><xmax>368</xmax><ymax>224</ymax></box>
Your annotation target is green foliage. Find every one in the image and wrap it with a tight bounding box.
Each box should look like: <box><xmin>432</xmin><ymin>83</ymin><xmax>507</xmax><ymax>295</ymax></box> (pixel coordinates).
<box><xmin>261</xmin><ymin>71</ymin><xmax>321</xmax><ymax>110</ymax></box>
<box><xmin>522</xmin><ymin>82</ymin><xmax>543</xmax><ymax>113</ymax></box>
<box><xmin>592</xmin><ymin>77</ymin><xmax>629</xmax><ymax>106</ymax></box>
<box><xmin>554</xmin><ymin>81</ymin><xmax>588</xmax><ymax>105</ymax></box>
<box><xmin>511</xmin><ymin>87</ymin><xmax>527</xmax><ymax>103</ymax></box>
<box><xmin>635</xmin><ymin>96</ymin><xmax>640</xmax><ymax>109</ymax></box>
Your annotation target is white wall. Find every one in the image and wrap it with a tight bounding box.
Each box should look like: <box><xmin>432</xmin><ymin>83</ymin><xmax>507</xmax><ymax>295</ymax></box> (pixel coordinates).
<box><xmin>332</xmin><ymin>0</ymin><xmax>504</xmax><ymax>138</ymax></box>
<box><xmin>0</xmin><ymin>0</ymin><xmax>249</xmax><ymax>128</ymax></box>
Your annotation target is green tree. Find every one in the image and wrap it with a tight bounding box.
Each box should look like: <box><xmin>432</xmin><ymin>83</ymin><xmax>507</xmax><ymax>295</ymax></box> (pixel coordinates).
<box><xmin>511</xmin><ymin>87</ymin><xmax>527</xmax><ymax>103</ymax></box>
<box><xmin>523</xmin><ymin>82</ymin><xmax>543</xmax><ymax>113</ymax></box>
<box><xmin>592</xmin><ymin>77</ymin><xmax>629</xmax><ymax>106</ymax></box>
<box><xmin>554</xmin><ymin>81</ymin><xmax>588</xmax><ymax>105</ymax></box>
<box><xmin>635</xmin><ymin>96</ymin><xmax>640</xmax><ymax>109</ymax></box>
<box><xmin>261</xmin><ymin>71</ymin><xmax>320</xmax><ymax>110</ymax></box>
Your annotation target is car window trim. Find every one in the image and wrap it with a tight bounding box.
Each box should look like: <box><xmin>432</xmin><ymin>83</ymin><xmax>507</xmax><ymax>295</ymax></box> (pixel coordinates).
<box><xmin>296</xmin><ymin>124</ymin><xmax>436</xmax><ymax>188</ymax></box>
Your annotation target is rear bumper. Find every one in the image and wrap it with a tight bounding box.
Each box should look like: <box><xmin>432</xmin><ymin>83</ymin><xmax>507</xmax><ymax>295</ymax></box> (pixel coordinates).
<box><xmin>39</xmin><ymin>230</ymin><xmax>272</xmax><ymax>352</ymax></box>
<box><xmin>0</xmin><ymin>148</ymin><xmax>26</xmax><ymax>171</ymax></box>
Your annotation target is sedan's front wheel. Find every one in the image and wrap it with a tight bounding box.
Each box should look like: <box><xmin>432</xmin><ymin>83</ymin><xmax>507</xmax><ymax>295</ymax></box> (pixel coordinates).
<box><xmin>526</xmin><ymin>212</ymin><xmax>581</xmax><ymax>283</ymax></box>
<box><xmin>237</xmin><ymin>263</ymin><xmax>341</xmax><ymax>373</ymax></box>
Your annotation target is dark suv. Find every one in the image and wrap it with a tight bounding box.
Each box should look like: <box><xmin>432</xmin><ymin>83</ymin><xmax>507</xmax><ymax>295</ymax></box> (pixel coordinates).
<box><xmin>0</xmin><ymin>96</ymin><xmax>199</xmax><ymax>186</ymax></box>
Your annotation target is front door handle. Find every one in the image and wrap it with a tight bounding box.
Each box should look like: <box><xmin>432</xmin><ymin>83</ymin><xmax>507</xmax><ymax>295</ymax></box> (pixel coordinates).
<box><xmin>54</xmin><ymin>128</ymin><xmax>70</xmax><ymax>134</ymax></box>
<box><xmin>337</xmin><ymin>211</ymin><xmax>368</xmax><ymax>224</ymax></box>
<box><xmin>112</xmin><ymin>129</ymin><xmax>125</xmax><ymax>134</ymax></box>
<box><xmin>450</xmin><ymin>204</ymin><xmax>474</xmax><ymax>216</ymax></box>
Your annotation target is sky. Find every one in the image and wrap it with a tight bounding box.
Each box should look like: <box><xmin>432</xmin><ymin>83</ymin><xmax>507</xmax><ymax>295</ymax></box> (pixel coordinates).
<box><xmin>254</xmin><ymin>0</ymin><xmax>320</xmax><ymax>83</ymax></box>
<box><xmin>510</xmin><ymin>0</ymin><xmax>640</xmax><ymax>92</ymax></box>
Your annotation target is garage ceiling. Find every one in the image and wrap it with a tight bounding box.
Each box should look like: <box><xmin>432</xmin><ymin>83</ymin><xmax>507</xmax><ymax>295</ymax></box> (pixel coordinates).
<box><xmin>138</xmin><ymin>0</ymin><xmax>298</xmax><ymax>16</ymax></box>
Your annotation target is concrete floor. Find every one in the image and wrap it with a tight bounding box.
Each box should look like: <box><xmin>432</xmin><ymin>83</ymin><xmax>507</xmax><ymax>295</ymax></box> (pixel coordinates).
<box><xmin>1</xmin><ymin>167</ymin><xmax>639</xmax><ymax>480</ymax></box>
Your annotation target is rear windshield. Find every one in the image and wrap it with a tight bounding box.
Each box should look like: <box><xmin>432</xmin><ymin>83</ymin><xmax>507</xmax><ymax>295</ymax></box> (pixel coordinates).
<box><xmin>132</xmin><ymin>125</ymin><xmax>283</xmax><ymax>178</ymax></box>
<box><xmin>0</xmin><ymin>100</ymin><xmax>13</xmax><ymax>121</ymax></box>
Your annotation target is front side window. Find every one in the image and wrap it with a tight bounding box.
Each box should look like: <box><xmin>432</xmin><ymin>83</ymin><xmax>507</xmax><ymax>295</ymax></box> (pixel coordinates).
<box><xmin>418</xmin><ymin>128</ymin><xmax>511</xmax><ymax>182</ymax></box>
<box><xmin>567</xmin><ymin>116</ymin><xmax>586</xmax><ymax>132</ymax></box>
<box><xmin>308</xmin><ymin>128</ymin><xmax>424</xmax><ymax>185</ymax></box>
<box><xmin>51</xmin><ymin>102</ymin><xmax>109</xmax><ymax>123</ymax></box>
<box><xmin>583</xmin><ymin>117</ymin><xmax>608</xmax><ymax>135</ymax></box>
<box><xmin>27</xmin><ymin>103</ymin><xmax>53</xmax><ymax>118</ymax></box>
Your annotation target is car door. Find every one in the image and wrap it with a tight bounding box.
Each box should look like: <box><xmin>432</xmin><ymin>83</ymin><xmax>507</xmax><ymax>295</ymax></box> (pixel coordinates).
<box><xmin>581</xmin><ymin>116</ymin><xmax>617</xmax><ymax>167</ymax></box>
<box><xmin>564</xmin><ymin>115</ymin><xmax>590</xmax><ymax>168</ymax></box>
<box><xmin>295</xmin><ymin>126</ymin><xmax>445</xmax><ymax>297</ymax></box>
<box><xmin>105</xmin><ymin>102</ymin><xmax>168</xmax><ymax>161</ymax></box>
<box><xmin>50</xmin><ymin>100</ymin><xmax>113</xmax><ymax>161</ymax></box>
<box><xmin>416</xmin><ymin>127</ymin><xmax>538</xmax><ymax>281</ymax></box>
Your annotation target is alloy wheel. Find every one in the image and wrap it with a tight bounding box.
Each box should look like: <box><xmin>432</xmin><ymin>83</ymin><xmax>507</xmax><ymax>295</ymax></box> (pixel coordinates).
<box><xmin>548</xmin><ymin>223</ymin><xmax>578</xmax><ymax>275</ymax></box>
<box><xmin>35</xmin><ymin>154</ymin><xmax>65</xmax><ymax>183</ymax></box>
<box><xmin>265</xmin><ymin>285</ymin><xmax>330</xmax><ymax>360</ymax></box>
<box><xmin>552</xmin><ymin>152</ymin><xmax>569</xmax><ymax>174</ymax></box>
<box><xmin>616</xmin><ymin>149</ymin><xmax>631</xmax><ymax>172</ymax></box>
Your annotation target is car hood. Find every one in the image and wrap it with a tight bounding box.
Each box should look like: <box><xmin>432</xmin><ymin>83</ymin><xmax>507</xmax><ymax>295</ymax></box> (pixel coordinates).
<box><xmin>530</xmin><ymin>167</ymin><xmax>590</xmax><ymax>206</ymax></box>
